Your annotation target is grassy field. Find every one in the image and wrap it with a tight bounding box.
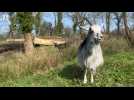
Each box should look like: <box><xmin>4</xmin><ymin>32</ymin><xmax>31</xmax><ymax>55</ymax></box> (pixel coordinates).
<box><xmin>0</xmin><ymin>51</ymin><xmax>134</xmax><ymax>87</ymax></box>
<box><xmin>0</xmin><ymin>36</ymin><xmax>134</xmax><ymax>87</ymax></box>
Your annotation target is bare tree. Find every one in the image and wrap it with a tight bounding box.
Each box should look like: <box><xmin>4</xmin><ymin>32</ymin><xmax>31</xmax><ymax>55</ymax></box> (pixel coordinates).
<box><xmin>55</xmin><ymin>12</ymin><xmax>64</xmax><ymax>35</ymax></box>
<box><xmin>67</xmin><ymin>12</ymin><xmax>78</xmax><ymax>34</ymax></box>
<box><xmin>112</xmin><ymin>12</ymin><xmax>123</xmax><ymax>34</ymax></box>
<box><xmin>8</xmin><ymin>12</ymin><xmax>17</xmax><ymax>39</ymax></box>
<box><xmin>106</xmin><ymin>12</ymin><xmax>111</xmax><ymax>33</ymax></box>
<box><xmin>53</xmin><ymin>12</ymin><xmax>57</xmax><ymax>27</ymax></box>
<box><xmin>33</xmin><ymin>12</ymin><xmax>42</xmax><ymax>37</ymax></box>
<box><xmin>122</xmin><ymin>12</ymin><xmax>134</xmax><ymax>46</ymax></box>
<box><xmin>67</xmin><ymin>12</ymin><xmax>93</xmax><ymax>39</ymax></box>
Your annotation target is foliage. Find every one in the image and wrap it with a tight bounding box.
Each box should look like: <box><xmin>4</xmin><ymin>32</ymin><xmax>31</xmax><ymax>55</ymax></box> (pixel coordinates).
<box><xmin>8</xmin><ymin>12</ymin><xmax>17</xmax><ymax>32</ymax></box>
<box><xmin>34</xmin><ymin>12</ymin><xmax>42</xmax><ymax>35</ymax></box>
<box><xmin>55</xmin><ymin>12</ymin><xmax>64</xmax><ymax>35</ymax></box>
<box><xmin>16</xmin><ymin>12</ymin><xmax>33</xmax><ymax>33</ymax></box>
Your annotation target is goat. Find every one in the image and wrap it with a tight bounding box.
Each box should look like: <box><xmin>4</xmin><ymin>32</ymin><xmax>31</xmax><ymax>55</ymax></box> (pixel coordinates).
<box><xmin>77</xmin><ymin>24</ymin><xmax>104</xmax><ymax>84</ymax></box>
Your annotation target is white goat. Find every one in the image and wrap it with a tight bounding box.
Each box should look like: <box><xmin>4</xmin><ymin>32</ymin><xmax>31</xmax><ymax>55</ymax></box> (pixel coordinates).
<box><xmin>77</xmin><ymin>24</ymin><xmax>104</xmax><ymax>84</ymax></box>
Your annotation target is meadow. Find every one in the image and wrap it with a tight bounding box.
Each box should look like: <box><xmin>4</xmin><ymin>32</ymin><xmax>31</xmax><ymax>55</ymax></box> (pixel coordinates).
<box><xmin>0</xmin><ymin>35</ymin><xmax>134</xmax><ymax>87</ymax></box>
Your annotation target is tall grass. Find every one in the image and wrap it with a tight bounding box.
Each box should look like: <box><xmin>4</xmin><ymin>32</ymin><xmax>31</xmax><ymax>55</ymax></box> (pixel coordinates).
<box><xmin>101</xmin><ymin>35</ymin><xmax>131</xmax><ymax>54</ymax></box>
<box><xmin>0</xmin><ymin>34</ymin><xmax>132</xmax><ymax>82</ymax></box>
<box><xmin>0</xmin><ymin>46</ymin><xmax>63</xmax><ymax>80</ymax></box>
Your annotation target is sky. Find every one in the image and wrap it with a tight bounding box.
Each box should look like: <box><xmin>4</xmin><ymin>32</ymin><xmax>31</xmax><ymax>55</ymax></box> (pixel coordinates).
<box><xmin>0</xmin><ymin>12</ymin><xmax>130</xmax><ymax>35</ymax></box>
<box><xmin>43</xmin><ymin>12</ymin><xmax>73</xmax><ymax>28</ymax></box>
<box><xmin>0</xmin><ymin>12</ymin><xmax>10</xmax><ymax>34</ymax></box>
<box><xmin>0</xmin><ymin>12</ymin><xmax>74</xmax><ymax>35</ymax></box>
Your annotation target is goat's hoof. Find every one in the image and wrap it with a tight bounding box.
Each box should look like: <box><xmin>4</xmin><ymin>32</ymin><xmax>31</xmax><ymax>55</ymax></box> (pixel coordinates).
<box><xmin>83</xmin><ymin>80</ymin><xmax>87</xmax><ymax>84</ymax></box>
<box><xmin>91</xmin><ymin>80</ymin><xmax>94</xmax><ymax>84</ymax></box>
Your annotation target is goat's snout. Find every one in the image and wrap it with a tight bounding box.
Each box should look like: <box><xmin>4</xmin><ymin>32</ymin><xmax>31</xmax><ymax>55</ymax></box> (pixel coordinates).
<box><xmin>98</xmin><ymin>35</ymin><xmax>103</xmax><ymax>41</ymax></box>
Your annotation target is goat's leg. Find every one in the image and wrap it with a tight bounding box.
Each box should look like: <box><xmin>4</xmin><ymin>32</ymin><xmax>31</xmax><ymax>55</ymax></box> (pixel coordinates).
<box><xmin>83</xmin><ymin>68</ymin><xmax>87</xmax><ymax>84</ymax></box>
<box><xmin>90</xmin><ymin>69</ymin><xmax>94</xmax><ymax>83</ymax></box>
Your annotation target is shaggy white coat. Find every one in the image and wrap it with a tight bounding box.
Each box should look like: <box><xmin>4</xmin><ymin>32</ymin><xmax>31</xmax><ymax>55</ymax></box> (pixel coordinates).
<box><xmin>78</xmin><ymin>25</ymin><xmax>104</xmax><ymax>84</ymax></box>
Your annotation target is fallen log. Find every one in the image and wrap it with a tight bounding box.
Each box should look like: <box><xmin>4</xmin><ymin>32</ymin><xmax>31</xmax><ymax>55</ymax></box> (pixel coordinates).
<box><xmin>6</xmin><ymin>39</ymin><xmax>24</xmax><ymax>42</ymax></box>
<box><xmin>33</xmin><ymin>37</ymin><xmax>54</xmax><ymax>46</ymax></box>
<box><xmin>6</xmin><ymin>37</ymin><xmax>67</xmax><ymax>46</ymax></box>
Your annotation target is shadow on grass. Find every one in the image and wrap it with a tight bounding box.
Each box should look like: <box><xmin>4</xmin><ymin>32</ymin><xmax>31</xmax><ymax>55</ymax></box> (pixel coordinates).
<box><xmin>0</xmin><ymin>42</ymin><xmax>24</xmax><ymax>54</ymax></box>
<box><xmin>58</xmin><ymin>63</ymin><xmax>84</xmax><ymax>81</ymax></box>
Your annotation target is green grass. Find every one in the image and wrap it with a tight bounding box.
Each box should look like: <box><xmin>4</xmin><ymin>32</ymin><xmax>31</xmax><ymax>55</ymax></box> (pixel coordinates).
<box><xmin>0</xmin><ymin>51</ymin><xmax>134</xmax><ymax>87</ymax></box>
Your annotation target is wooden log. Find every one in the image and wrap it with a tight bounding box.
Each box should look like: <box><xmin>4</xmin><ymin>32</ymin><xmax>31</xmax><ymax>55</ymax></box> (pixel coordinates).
<box><xmin>34</xmin><ymin>37</ymin><xmax>66</xmax><ymax>46</ymax></box>
<box><xmin>34</xmin><ymin>37</ymin><xmax>54</xmax><ymax>45</ymax></box>
<box><xmin>6</xmin><ymin>39</ymin><xmax>24</xmax><ymax>42</ymax></box>
<box><xmin>6</xmin><ymin>37</ymin><xmax>66</xmax><ymax>46</ymax></box>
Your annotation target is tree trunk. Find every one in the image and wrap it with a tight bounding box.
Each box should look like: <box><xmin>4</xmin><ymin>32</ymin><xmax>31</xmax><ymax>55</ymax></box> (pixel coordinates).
<box><xmin>73</xmin><ymin>23</ymin><xmax>77</xmax><ymax>33</ymax></box>
<box><xmin>9</xmin><ymin>24</ymin><xmax>13</xmax><ymax>39</ymax></box>
<box><xmin>24</xmin><ymin>33</ymin><xmax>34</xmax><ymax>55</ymax></box>
<box><xmin>117</xmin><ymin>20</ymin><xmax>120</xmax><ymax>34</ymax></box>
<box><xmin>37</xmin><ymin>27</ymin><xmax>40</xmax><ymax>36</ymax></box>
<box><xmin>9</xmin><ymin>31</ymin><xmax>12</xmax><ymax>38</ymax></box>
<box><xmin>55</xmin><ymin>15</ymin><xmax>57</xmax><ymax>27</ymax></box>
<box><xmin>122</xmin><ymin>12</ymin><xmax>133</xmax><ymax>46</ymax></box>
<box><xmin>106</xmin><ymin>12</ymin><xmax>110</xmax><ymax>33</ymax></box>
<box><xmin>56</xmin><ymin>12</ymin><xmax>63</xmax><ymax>35</ymax></box>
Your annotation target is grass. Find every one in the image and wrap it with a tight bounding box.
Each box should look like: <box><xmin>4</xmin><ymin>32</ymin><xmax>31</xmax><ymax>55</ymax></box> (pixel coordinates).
<box><xmin>0</xmin><ymin>46</ymin><xmax>63</xmax><ymax>80</ymax></box>
<box><xmin>0</xmin><ymin>36</ymin><xmax>134</xmax><ymax>87</ymax></box>
<box><xmin>0</xmin><ymin>51</ymin><xmax>134</xmax><ymax>87</ymax></box>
